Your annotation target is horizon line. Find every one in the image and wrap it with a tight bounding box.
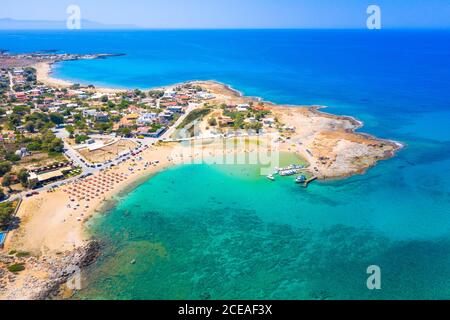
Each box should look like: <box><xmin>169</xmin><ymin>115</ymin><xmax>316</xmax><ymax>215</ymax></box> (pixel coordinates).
<box><xmin>1</xmin><ymin>27</ymin><xmax>450</xmax><ymax>31</ymax></box>
<box><xmin>1</xmin><ymin>17</ymin><xmax>450</xmax><ymax>31</ymax></box>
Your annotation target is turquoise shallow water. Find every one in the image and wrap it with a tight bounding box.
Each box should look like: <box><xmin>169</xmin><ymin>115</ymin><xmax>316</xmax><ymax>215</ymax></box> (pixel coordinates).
<box><xmin>1</xmin><ymin>30</ymin><xmax>449</xmax><ymax>299</ymax></box>
<box><xmin>76</xmin><ymin>161</ymin><xmax>450</xmax><ymax>300</ymax></box>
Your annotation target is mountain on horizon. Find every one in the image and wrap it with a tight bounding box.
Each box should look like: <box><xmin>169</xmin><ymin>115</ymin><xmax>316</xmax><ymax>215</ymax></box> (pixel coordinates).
<box><xmin>0</xmin><ymin>18</ymin><xmax>139</xmax><ymax>30</ymax></box>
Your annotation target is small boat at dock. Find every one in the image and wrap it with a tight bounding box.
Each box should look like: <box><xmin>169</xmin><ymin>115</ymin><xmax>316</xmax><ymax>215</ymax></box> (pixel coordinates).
<box><xmin>274</xmin><ymin>164</ymin><xmax>306</xmax><ymax>177</ymax></box>
<box><xmin>296</xmin><ymin>175</ymin><xmax>307</xmax><ymax>184</ymax></box>
<box><xmin>279</xmin><ymin>169</ymin><xmax>298</xmax><ymax>176</ymax></box>
<box><xmin>267</xmin><ymin>174</ymin><xmax>275</xmax><ymax>181</ymax></box>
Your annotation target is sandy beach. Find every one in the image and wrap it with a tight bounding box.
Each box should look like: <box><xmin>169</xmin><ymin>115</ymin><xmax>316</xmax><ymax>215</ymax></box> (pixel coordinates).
<box><xmin>5</xmin><ymin>144</ymin><xmax>176</xmax><ymax>255</ymax></box>
<box><xmin>34</xmin><ymin>61</ymin><xmax>126</xmax><ymax>94</ymax></box>
<box><xmin>0</xmin><ymin>143</ymin><xmax>176</xmax><ymax>299</ymax></box>
<box><xmin>34</xmin><ymin>62</ymin><xmax>74</xmax><ymax>88</ymax></box>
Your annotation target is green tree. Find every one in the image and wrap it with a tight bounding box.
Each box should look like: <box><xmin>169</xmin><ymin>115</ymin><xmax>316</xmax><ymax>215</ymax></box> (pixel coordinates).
<box><xmin>35</xmin><ymin>120</ymin><xmax>47</xmax><ymax>131</ymax></box>
<box><xmin>12</xmin><ymin>105</ymin><xmax>30</xmax><ymax>116</ymax></box>
<box><xmin>18</xmin><ymin>169</ymin><xmax>30</xmax><ymax>187</ymax></box>
<box><xmin>8</xmin><ymin>114</ymin><xmax>22</xmax><ymax>128</ymax></box>
<box><xmin>49</xmin><ymin>138</ymin><xmax>64</xmax><ymax>153</ymax></box>
<box><xmin>27</xmin><ymin>141</ymin><xmax>42</xmax><ymax>151</ymax></box>
<box><xmin>65</xmin><ymin>125</ymin><xmax>75</xmax><ymax>138</ymax></box>
<box><xmin>118</xmin><ymin>99</ymin><xmax>130</xmax><ymax>110</ymax></box>
<box><xmin>246</xmin><ymin>122</ymin><xmax>263</xmax><ymax>133</ymax></box>
<box><xmin>117</xmin><ymin>127</ymin><xmax>132</xmax><ymax>138</ymax></box>
<box><xmin>0</xmin><ymin>202</ymin><xmax>15</xmax><ymax>229</ymax></box>
<box><xmin>5</xmin><ymin>153</ymin><xmax>20</xmax><ymax>163</ymax></box>
<box><xmin>49</xmin><ymin>113</ymin><xmax>64</xmax><ymax>125</ymax></box>
<box><xmin>27</xmin><ymin>179</ymin><xmax>38</xmax><ymax>190</ymax></box>
<box><xmin>208</xmin><ymin>117</ymin><xmax>217</xmax><ymax>127</ymax></box>
<box><xmin>24</xmin><ymin>121</ymin><xmax>36</xmax><ymax>133</ymax></box>
<box><xmin>0</xmin><ymin>162</ymin><xmax>12</xmax><ymax>177</ymax></box>
<box><xmin>94</xmin><ymin>121</ymin><xmax>113</xmax><ymax>132</ymax></box>
<box><xmin>233</xmin><ymin>113</ymin><xmax>245</xmax><ymax>130</ymax></box>
<box><xmin>75</xmin><ymin>135</ymin><xmax>90</xmax><ymax>144</ymax></box>
<box><xmin>148</xmin><ymin>90</ymin><xmax>164</xmax><ymax>99</ymax></box>
<box><xmin>1</xmin><ymin>173</ymin><xmax>12</xmax><ymax>191</ymax></box>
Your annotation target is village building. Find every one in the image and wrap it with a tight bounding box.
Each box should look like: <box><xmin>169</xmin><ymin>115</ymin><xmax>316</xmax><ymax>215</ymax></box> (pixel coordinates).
<box><xmin>135</xmin><ymin>127</ymin><xmax>167</xmax><ymax>138</ymax></box>
<box><xmin>196</xmin><ymin>92</ymin><xmax>215</xmax><ymax>100</ymax></box>
<box><xmin>137</xmin><ymin>113</ymin><xmax>158</xmax><ymax>125</ymax></box>
<box><xmin>219</xmin><ymin>116</ymin><xmax>235</xmax><ymax>127</ymax></box>
<box><xmin>82</xmin><ymin>109</ymin><xmax>97</xmax><ymax>117</ymax></box>
<box><xmin>15</xmin><ymin>147</ymin><xmax>29</xmax><ymax>158</ymax></box>
<box><xmin>263</xmin><ymin>117</ymin><xmax>276</xmax><ymax>126</ymax></box>
<box><xmin>94</xmin><ymin>112</ymin><xmax>109</xmax><ymax>122</ymax></box>
<box><xmin>28</xmin><ymin>170</ymin><xmax>65</xmax><ymax>185</ymax></box>
<box><xmin>167</xmin><ymin>106</ymin><xmax>184</xmax><ymax>113</ymax></box>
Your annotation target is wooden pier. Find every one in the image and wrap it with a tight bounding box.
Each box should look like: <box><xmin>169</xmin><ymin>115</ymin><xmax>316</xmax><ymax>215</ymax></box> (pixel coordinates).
<box><xmin>303</xmin><ymin>176</ymin><xmax>318</xmax><ymax>188</ymax></box>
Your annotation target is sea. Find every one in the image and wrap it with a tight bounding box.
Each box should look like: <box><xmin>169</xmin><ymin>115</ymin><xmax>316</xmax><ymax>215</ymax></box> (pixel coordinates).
<box><xmin>0</xmin><ymin>29</ymin><xmax>449</xmax><ymax>299</ymax></box>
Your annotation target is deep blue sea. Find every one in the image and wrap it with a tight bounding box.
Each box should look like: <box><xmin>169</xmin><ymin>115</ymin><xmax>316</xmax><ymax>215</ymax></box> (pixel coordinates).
<box><xmin>1</xmin><ymin>30</ymin><xmax>449</xmax><ymax>299</ymax></box>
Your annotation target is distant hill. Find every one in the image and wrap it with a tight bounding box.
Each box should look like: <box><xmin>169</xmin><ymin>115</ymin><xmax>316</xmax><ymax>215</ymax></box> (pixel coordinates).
<box><xmin>0</xmin><ymin>18</ymin><xmax>139</xmax><ymax>30</ymax></box>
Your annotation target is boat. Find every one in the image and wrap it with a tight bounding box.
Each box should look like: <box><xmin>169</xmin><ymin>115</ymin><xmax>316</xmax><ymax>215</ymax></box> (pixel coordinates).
<box><xmin>267</xmin><ymin>174</ymin><xmax>275</xmax><ymax>181</ymax></box>
<box><xmin>296</xmin><ymin>175</ymin><xmax>307</xmax><ymax>184</ymax></box>
<box><xmin>279</xmin><ymin>169</ymin><xmax>297</xmax><ymax>176</ymax></box>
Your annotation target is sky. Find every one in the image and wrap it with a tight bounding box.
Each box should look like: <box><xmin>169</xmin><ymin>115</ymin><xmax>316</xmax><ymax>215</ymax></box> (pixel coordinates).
<box><xmin>1</xmin><ymin>0</ymin><xmax>450</xmax><ymax>29</ymax></box>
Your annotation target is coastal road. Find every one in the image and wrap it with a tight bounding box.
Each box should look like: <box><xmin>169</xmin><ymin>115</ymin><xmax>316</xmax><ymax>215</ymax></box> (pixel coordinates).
<box><xmin>4</xmin><ymin>136</ymin><xmax>146</xmax><ymax>203</ymax></box>
<box><xmin>88</xmin><ymin>134</ymin><xmax>158</xmax><ymax>148</ymax></box>
<box><xmin>53</xmin><ymin>128</ymin><xmax>157</xmax><ymax>174</ymax></box>
<box><xmin>161</xmin><ymin>104</ymin><xmax>197</xmax><ymax>141</ymax></box>
<box><xmin>53</xmin><ymin>128</ymin><xmax>92</xmax><ymax>172</ymax></box>
<box><xmin>3</xmin><ymin>122</ymin><xmax>175</xmax><ymax>204</ymax></box>
<box><xmin>8</xmin><ymin>71</ymin><xmax>14</xmax><ymax>93</ymax></box>
<box><xmin>1</xmin><ymin>129</ymin><xmax>92</xmax><ymax>203</ymax></box>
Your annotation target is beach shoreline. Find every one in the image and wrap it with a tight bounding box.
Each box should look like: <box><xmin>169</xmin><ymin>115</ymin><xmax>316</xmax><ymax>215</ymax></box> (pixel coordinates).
<box><xmin>0</xmin><ymin>58</ymin><xmax>403</xmax><ymax>300</ymax></box>
<box><xmin>0</xmin><ymin>143</ymin><xmax>177</xmax><ymax>299</ymax></box>
<box><xmin>34</xmin><ymin>61</ymin><xmax>127</xmax><ymax>94</ymax></box>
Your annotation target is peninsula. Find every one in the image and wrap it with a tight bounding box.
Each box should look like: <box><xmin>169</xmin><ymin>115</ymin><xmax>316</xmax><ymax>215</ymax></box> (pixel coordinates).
<box><xmin>0</xmin><ymin>52</ymin><xmax>401</xmax><ymax>299</ymax></box>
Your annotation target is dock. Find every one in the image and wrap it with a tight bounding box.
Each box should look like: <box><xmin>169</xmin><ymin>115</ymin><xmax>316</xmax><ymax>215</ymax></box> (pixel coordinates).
<box><xmin>275</xmin><ymin>164</ymin><xmax>306</xmax><ymax>177</ymax></box>
<box><xmin>303</xmin><ymin>176</ymin><xmax>318</xmax><ymax>188</ymax></box>
<box><xmin>266</xmin><ymin>164</ymin><xmax>317</xmax><ymax>188</ymax></box>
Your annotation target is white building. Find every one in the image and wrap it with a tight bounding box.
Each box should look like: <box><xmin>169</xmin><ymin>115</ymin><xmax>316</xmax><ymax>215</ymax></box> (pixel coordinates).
<box><xmin>94</xmin><ymin>112</ymin><xmax>109</xmax><ymax>122</ymax></box>
<box><xmin>236</xmin><ymin>104</ymin><xmax>250</xmax><ymax>112</ymax></box>
<box><xmin>140</xmin><ymin>98</ymin><xmax>155</xmax><ymax>107</ymax></box>
<box><xmin>82</xmin><ymin>109</ymin><xmax>97</xmax><ymax>117</ymax></box>
<box><xmin>263</xmin><ymin>118</ymin><xmax>276</xmax><ymax>125</ymax></box>
<box><xmin>13</xmin><ymin>68</ymin><xmax>24</xmax><ymax>75</ymax></box>
<box><xmin>48</xmin><ymin>106</ymin><xmax>60</xmax><ymax>113</ymax></box>
<box><xmin>15</xmin><ymin>147</ymin><xmax>29</xmax><ymax>158</ymax></box>
<box><xmin>159</xmin><ymin>111</ymin><xmax>174</xmax><ymax>120</ymax></box>
<box><xmin>244</xmin><ymin>117</ymin><xmax>257</xmax><ymax>124</ymax></box>
<box><xmin>137</xmin><ymin>113</ymin><xmax>158</xmax><ymax>125</ymax></box>
<box><xmin>163</xmin><ymin>90</ymin><xmax>176</xmax><ymax>98</ymax></box>
<box><xmin>196</xmin><ymin>92</ymin><xmax>215</xmax><ymax>100</ymax></box>
<box><xmin>168</xmin><ymin>106</ymin><xmax>184</xmax><ymax>113</ymax></box>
